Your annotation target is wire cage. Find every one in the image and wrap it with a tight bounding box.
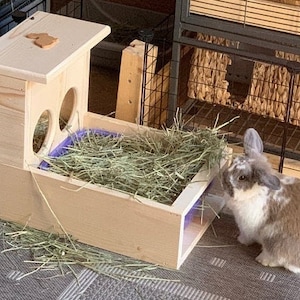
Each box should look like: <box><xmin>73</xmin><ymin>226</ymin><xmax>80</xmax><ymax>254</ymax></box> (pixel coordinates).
<box><xmin>139</xmin><ymin>14</ymin><xmax>175</xmax><ymax>127</ymax></box>
<box><xmin>0</xmin><ymin>0</ymin><xmax>83</xmax><ymax>36</ymax></box>
<box><xmin>140</xmin><ymin>21</ymin><xmax>300</xmax><ymax>170</ymax></box>
<box><xmin>183</xmin><ymin>34</ymin><xmax>300</xmax><ymax>160</ymax></box>
<box><xmin>0</xmin><ymin>0</ymin><xmax>48</xmax><ymax>35</ymax></box>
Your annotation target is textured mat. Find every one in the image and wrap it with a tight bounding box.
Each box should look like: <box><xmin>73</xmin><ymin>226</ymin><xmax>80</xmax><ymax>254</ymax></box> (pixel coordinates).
<box><xmin>1</xmin><ymin>213</ymin><xmax>300</xmax><ymax>300</ymax></box>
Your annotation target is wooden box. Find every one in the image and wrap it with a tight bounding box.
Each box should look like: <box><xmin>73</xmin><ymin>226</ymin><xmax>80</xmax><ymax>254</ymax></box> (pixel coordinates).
<box><xmin>0</xmin><ymin>12</ymin><xmax>226</xmax><ymax>269</ymax></box>
<box><xmin>190</xmin><ymin>0</ymin><xmax>300</xmax><ymax>36</ymax></box>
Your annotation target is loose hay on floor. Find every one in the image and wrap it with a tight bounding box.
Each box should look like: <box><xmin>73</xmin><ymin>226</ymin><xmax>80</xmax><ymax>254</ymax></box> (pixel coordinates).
<box><xmin>1</xmin><ymin>221</ymin><xmax>178</xmax><ymax>281</ymax></box>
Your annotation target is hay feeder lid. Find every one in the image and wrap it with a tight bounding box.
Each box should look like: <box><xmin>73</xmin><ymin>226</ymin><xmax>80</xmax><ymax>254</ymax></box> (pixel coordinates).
<box><xmin>0</xmin><ymin>11</ymin><xmax>111</xmax><ymax>84</ymax></box>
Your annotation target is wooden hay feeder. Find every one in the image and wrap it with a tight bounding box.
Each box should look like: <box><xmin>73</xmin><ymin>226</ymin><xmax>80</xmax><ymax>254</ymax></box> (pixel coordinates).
<box><xmin>0</xmin><ymin>11</ymin><xmax>227</xmax><ymax>269</ymax></box>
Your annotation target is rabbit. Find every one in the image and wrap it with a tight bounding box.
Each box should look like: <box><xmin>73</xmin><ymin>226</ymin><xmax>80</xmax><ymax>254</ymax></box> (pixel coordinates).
<box><xmin>222</xmin><ymin>128</ymin><xmax>300</xmax><ymax>273</ymax></box>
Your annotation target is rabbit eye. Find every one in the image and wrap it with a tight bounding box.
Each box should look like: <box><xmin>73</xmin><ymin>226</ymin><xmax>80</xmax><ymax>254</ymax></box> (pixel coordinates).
<box><xmin>239</xmin><ymin>175</ymin><xmax>246</xmax><ymax>181</ymax></box>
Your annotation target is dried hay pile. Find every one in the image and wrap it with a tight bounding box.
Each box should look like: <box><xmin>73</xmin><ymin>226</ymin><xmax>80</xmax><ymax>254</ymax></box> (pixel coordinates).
<box><xmin>41</xmin><ymin>119</ymin><xmax>228</xmax><ymax>205</ymax></box>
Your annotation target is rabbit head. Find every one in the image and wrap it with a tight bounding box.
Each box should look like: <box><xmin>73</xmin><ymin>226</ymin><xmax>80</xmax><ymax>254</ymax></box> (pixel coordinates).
<box><xmin>222</xmin><ymin>128</ymin><xmax>281</xmax><ymax>198</ymax></box>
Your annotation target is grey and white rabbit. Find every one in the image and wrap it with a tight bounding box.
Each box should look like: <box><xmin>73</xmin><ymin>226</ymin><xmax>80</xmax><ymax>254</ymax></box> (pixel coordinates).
<box><xmin>222</xmin><ymin>128</ymin><xmax>300</xmax><ymax>273</ymax></box>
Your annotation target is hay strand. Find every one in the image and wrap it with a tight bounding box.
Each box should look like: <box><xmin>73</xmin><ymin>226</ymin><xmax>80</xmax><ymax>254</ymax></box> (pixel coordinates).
<box><xmin>28</xmin><ymin>165</ymin><xmax>77</xmax><ymax>251</ymax></box>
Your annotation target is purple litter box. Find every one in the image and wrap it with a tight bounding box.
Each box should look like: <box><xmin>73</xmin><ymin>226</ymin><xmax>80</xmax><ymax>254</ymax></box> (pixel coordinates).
<box><xmin>39</xmin><ymin>128</ymin><xmax>118</xmax><ymax>170</ymax></box>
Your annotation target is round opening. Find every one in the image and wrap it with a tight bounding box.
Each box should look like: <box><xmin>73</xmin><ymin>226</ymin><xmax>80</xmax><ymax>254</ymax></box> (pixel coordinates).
<box><xmin>33</xmin><ymin>110</ymin><xmax>51</xmax><ymax>154</ymax></box>
<box><xmin>59</xmin><ymin>88</ymin><xmax>76</xmax><ymax>131</ymax></box>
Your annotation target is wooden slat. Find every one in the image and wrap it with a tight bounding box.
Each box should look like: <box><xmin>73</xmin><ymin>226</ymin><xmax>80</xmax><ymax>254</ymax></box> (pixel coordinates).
<box><xmin>116</xmin><ymin>42</ymin><xmax>173</xmax><ymax>128</ymax></box>
<box><xmin>116</xmin><ymin>40</ymin><xmax>161</xmax><ymax>125</ymax></box>
<box><xmin>115</xmin><ymin>40</ymin><xmax>158</xmax><ymax>124</ymax></box>
<box><xmin>0</xmin><ymin>105</ymin><xmax>25</xmax><ymax>167</ymax></box>
<box><xmin>115</xmin><ymin>40</ymin><xmax>144</xmax><ymax>123</ymax></box>
<box><xmin>190</xmin><ymin>0</ymin><xmax>300</xmax><ymax>35</ymax></box>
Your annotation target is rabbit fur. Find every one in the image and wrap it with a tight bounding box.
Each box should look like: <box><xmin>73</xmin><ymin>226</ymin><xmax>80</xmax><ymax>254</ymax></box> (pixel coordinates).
<box><xmin>222</xmin><ymin>128</ymin><xmax>300</xmax><ymax>273</ymax></box>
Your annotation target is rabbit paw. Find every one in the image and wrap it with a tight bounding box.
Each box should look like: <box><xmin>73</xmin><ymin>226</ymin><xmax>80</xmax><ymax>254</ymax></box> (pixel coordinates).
<box><xmin>256</xmin><ymin>251</ymin><xmax>280</xmax><ymax>268</ymax></box>
<box><xmin>286</xmin><ymin>265</ymin><xmax>300</xmax><ymax>274</ymax></box>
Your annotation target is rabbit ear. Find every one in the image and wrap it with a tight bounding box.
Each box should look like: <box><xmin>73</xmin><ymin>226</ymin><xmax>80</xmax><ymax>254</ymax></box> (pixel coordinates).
<box><xmin>243</xmin><ymin>128</ymin><xmax>264</xmax><ymax>156</ymax></box>
<box><xmin>254</xmin><ymin>167</ymin><xmax>281</xmax><ymax>190</ymax></box>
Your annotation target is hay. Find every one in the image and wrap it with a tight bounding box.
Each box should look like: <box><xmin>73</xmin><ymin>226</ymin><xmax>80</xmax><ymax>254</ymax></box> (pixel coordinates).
<box><xmin>33</xmin><ymin>115</ymin><xmax>49</xmax><ymax>153</ymax></box>
<box><xmin>1</xmin><ymin>221</ymin><xmax>178</xmax><ymax>282</ymax></box>
<box><xmin>42</xmin><ymin>122</ymin><xmax>228</xmax><ymax>205</ymax></box>
<box><xmin>33</xmin><ymin>115</ymin><xmax>68</xmax><ymax>153</ymax></box>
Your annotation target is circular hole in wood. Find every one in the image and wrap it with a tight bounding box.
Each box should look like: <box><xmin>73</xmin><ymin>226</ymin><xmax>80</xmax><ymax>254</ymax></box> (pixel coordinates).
<box><xmin>33</xmin><ymin>110</ymin><xmax>50</xmax><ymax>154</ymax></box>
<box><xmin>59</xmin><ymin>88</ymin><xmax>76</xmax><ymax>131</ymax></box>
